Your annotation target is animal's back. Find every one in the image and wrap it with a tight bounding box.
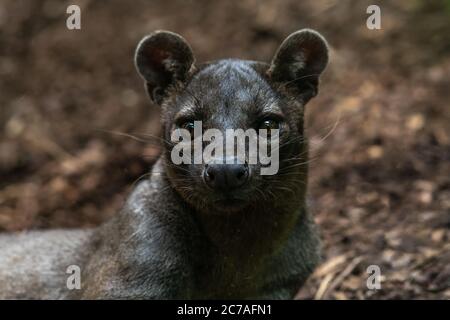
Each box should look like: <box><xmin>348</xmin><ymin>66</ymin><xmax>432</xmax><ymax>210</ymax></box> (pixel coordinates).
<box><xmin>0</xmin><ymin>229</ymin><xmax>93</xmax><ymax>299</ymax></box>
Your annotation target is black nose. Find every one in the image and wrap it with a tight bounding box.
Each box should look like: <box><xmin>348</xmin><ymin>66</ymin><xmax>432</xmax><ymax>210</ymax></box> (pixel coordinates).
<box><xmin>203</xmin><ymin>163</ymin><xmax>249</xmax><ymax>190</ymax></box>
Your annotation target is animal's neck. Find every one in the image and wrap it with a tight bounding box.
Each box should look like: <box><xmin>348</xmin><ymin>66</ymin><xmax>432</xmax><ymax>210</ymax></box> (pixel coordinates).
<box><xmin>154</xmin><ymin>156</ymin><xmax>307</xmax><ymax>259</ymax></box>
<box><xmin>186</xmin><ymin>187</ymin><xmax>307</xmax><ymax>298</ymax></box>
<box><xmin>195</xmin><ymin>197</ymin><xmax>303</xmax><ymax>255</ymax></box>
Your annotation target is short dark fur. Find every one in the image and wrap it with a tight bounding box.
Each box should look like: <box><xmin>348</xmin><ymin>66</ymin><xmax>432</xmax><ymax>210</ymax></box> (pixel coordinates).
<box><xmin>0</xmin><ymin>29</ymin><xmax>328</xmax><ymax>299</ymax></box>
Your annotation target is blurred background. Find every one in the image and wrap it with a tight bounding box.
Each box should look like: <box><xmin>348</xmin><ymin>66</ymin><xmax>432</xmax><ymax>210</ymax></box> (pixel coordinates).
<box><xmin>0</xmin><ymin>0</ymin><xmax>449</xmax><ymax>299</ymax></box>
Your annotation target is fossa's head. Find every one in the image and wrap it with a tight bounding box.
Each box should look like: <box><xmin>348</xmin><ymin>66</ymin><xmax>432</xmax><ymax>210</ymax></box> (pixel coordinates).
<box><xmin>135</xmin><ymin>29</ymin><xmax>328</xmax><ymax>213</ymax></box>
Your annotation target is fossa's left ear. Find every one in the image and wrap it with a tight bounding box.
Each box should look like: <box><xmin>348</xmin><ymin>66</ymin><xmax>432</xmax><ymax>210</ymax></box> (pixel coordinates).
<box><xmin>268</xmin><ymin>29</ymin><xmax>329</xmax><ymax>101</ymax></box>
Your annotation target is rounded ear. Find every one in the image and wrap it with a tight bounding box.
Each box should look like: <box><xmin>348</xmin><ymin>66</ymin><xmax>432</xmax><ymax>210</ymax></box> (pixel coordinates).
<box><xmin>268</xmin><ymin>29</ymin><xmax>328</xmax><ymax>101</ymax></box>
<box><xmin>135</xmin><ymin>31</ymin><xmax>195</xmax><ymax>105</ymax></box>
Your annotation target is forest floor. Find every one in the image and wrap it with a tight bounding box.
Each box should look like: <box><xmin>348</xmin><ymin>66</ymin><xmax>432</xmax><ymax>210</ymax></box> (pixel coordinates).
<box><xmin>0</xmin><ymin>0</ymin><xmax>449</xmax><ymax>299</ymax></box>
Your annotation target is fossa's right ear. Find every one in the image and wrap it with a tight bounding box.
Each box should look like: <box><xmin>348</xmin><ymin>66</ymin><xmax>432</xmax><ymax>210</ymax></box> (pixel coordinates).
<box><xmin>135</xmin><ymin>31</ymin><xmax>195</xmax><ymax>105</ymax></box>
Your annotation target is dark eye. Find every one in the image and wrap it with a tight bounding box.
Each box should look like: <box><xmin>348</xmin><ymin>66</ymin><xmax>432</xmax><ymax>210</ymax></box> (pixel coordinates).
<box><xmin>179</xmin><ymin>120</ymin><xmax>195</xmax><ymax>136</ymax></box>
<box><xmin>259</xmin><ymin>119</ymin><xmax>280</xmax><ymax>130</ymax></box>
<box><xmin>180</xmin><ymin>121</ymin><xmax>195</xmax><ymax>130</ymax></box>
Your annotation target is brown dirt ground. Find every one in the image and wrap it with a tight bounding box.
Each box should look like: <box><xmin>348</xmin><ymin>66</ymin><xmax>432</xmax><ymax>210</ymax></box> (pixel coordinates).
<box><xmin>0</xmin><ymin>0</ymin><xmax>449</xmax><ymax>299</ymax></box>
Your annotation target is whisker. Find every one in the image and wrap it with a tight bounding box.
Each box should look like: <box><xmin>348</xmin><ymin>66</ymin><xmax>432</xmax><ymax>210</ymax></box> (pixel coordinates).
<box><xmin>96</xmin><ymin>129</ymin><xmax>151</xmax><ymax>144</ymax></box>
<box><xmin>281</xmin><ymin>73</ymin><xmax>321</xmax><ymax>89</ymax></box>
